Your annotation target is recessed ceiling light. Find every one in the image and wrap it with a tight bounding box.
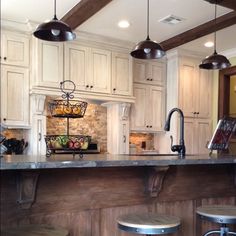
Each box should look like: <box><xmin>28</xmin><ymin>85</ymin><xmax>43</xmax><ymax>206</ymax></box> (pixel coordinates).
<box><xmin>118</xmin><ymin>20</ymin><xmax>130</xmax><ymax>28</ymax></box>
<box><xmin>204</xmin><ymin>41</ymin><xmax>214</xmax><ymax>48</ymax></box>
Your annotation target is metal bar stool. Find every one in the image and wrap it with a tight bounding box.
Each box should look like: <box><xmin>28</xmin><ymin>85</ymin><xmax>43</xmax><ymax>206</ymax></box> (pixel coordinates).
<box><xmin>117</xmin><ymin>213</ymin><xmax>181</xmax><ymax>235</ymax></box>
<box><xmin>197</xmin><ymin>205</ymin><xmax>236</xmax><ymax>236</ymax></box>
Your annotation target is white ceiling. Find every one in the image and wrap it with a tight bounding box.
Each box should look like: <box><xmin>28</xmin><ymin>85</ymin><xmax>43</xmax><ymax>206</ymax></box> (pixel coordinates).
<box><xmin>1</xmin><ymin>0</ymin><xmax>236</xmax><ymax>54</ymax></box>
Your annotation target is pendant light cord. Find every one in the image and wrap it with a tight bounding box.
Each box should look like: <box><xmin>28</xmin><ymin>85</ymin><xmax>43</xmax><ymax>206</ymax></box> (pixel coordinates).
<box><xmin>146</xmin><ymin>0</ymin><xmax>150</xmax><ymax>40</ymax></box>
<box><xmin>214</xmin><ymin>2</ymin><xmax>217</xmax><ymax>54</ymax></box>
<box><xmin>53</xmin><ymin>0</ymin><xmax>57</xmax><ymax>20</ymax></box>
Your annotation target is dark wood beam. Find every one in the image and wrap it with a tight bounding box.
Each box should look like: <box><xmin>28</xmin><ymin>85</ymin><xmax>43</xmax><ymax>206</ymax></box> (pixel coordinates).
<box><xmin>204</xmin><ymin>0</ymin><xmax>236</xmax><ymax>11</ymax></box>
<box><xmin>61</xmin><ymin>0</ymin><xmax>113</xmax><ymax>30</ymax></box>
<box><xmin>160</xmin><ymin>11</ymin><xmax>236</xmax><ymax>51</ymax></box>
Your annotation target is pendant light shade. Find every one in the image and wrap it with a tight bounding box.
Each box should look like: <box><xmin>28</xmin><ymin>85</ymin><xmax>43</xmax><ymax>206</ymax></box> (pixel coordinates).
<box><xmin>199</xmin><ymin>1</ymin><xmax>231</xmax><ymax>70</ymax></box>
<box><xmin>33</xmin><ymin>0</ymin><xmax>76</xmax><ymax>42</ymax></box>
<box><xmin>130</xmin><ymin>0</ymin><xmax>165</xmax><ymax>59</ymax></box>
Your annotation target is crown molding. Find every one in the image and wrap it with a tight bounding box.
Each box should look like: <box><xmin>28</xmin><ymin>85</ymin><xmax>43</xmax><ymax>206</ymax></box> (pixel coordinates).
<box><xmin>220</xmin><ymin>48</ymin><xmax>236</xmax><ymax>59</ymax></box>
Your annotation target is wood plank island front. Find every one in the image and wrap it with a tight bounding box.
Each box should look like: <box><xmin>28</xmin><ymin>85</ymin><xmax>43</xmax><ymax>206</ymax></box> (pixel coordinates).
<box><xmin>1</xmin><ymin>154</ymin><xmax>236</xmax><ymax>236</ymax></box>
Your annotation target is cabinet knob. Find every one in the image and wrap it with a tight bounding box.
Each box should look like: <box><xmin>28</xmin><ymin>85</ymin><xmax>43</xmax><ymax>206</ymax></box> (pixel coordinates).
<box><xmin>3</xmin><ymin>57</ymin><xmax>7</xmax><ymax>60</ymax></box>
<box><xmin>150</xmin><ymin>78</ymin><xmax>153</xmax><ymax>81</ymax></box>
<box><xmin>150</xmin><ymin>125</ymin><xmax>152</xmax><ymax>128</ymax></box>
<box><xmin>113</xmin><ymin>88</ymin><xmax>116</xmax><ymax>92</ymax></box>
<box><xmin>146</xmin><ymin>125</ymin><xmax>149</xmax><ymax>128</ymax></box>
<box><xmin>86</xmin><ymin>85</ymin><xmax>89</xmax><ymax>88</ymax></box>
<box><xmin>196</xmin><ymin>112</ymin><xmax>199</xmax><ymax>115</ymax></box>
<box><xmin>193</xmin><ymin>112</ymin><xmax>196</xmax><ymax>114</ymax></box>
<box><xmin>147</xmin><ymin>78</ymin><xmax>150</xmax><ymax>81</ymax></box>
<box><xmin>3</xmin><ymin>118</ymin><xmax>6</xmax><ymax>121</ymax></box>
<box><xmin>90</xmin><ymin>85</ymin><xmax>93</xmax><ymax>89</ymax></box>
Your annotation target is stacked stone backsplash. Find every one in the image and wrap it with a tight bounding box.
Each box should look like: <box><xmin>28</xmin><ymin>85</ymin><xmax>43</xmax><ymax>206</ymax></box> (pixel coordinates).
<box><xmin>129</xmin><ymin>133</ymin><xmax>154</xmax><ymax>153</ymax></box>
<box><xmin>46</xmin><ymin>102</ymin><xmax>107</xmax><ymax>153</ymax></box>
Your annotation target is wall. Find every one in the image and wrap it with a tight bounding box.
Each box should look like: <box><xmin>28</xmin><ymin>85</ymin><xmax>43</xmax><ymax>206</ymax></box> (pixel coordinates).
<box><xmin>47</xmin><ymin>101</ymin><xmax>107</xmax><ymax>153</ymax></box>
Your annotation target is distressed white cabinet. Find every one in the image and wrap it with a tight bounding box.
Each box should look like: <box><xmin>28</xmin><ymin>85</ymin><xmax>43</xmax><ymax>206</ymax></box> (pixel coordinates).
<box><xmin>1</xmin><ymin>66</ymin><xmax>29</xmax><ymax>127</ymax></box>
<box><xmin>133</xmin><ymin>59</ymin><xmax>166</xmax><ymax>86</ymax></box>
<box><xmin>35</xmin><ymin>40</ymin><xmax>63</xmax><ymax>88</ymax></box>
<box><xmin>184</xmin><ymin>118</ymin><xmax>212</xmax><ymax>154</ymax></box>
<box><xmin>111</xmin><ymin>52</ymin><xmax>132</xmax><ymax>96</ymax></box>
<box><xmin>1</xmin><ymin>31</ymin><xmax>30</xmax><ymax>67</ymax></box>
<box><xmin>179</xmin><ymin>57</ymin><xmax>212</xmax><ymax>119</ymax></box>
<box><xmin>130</xmin><ymin>83</ymin><xmax>164</xmax><ymax>132</ymax></box>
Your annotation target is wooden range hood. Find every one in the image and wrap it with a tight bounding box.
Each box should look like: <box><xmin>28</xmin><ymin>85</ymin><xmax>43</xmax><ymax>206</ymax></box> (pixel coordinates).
<box><xmin>61</xmin><ymin>0</ymin><xmax>236</xmax><ymax>51</ymax></box>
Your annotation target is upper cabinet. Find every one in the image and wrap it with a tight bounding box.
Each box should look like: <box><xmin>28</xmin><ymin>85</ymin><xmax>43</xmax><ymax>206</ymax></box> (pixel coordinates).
<box><xmin>133</xmin><ymin>59</ymin><xmax>166</xmax><ymax>86</ymax></box>
<box><xmin>111</xmin><ymin>52</ymin><xmax>132</xmax><ymax>96</ymax></box>
<box><xmin>1</xmin><ymin>31</ymin><xmax>30</xmax><ymax>67</ymax></box>
<box><xmin>179</xmin><ymin>57</ymin><xmax>212</xmax><ymax>119</ymax></box>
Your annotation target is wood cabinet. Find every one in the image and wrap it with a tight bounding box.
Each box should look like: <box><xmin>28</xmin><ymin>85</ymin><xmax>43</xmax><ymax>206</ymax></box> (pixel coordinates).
<box><xmin>111</xmin><ymin>52</ymin><xmax>132</xmax><ymax>96</ymax></box>
<box><xmin>1</xmin><ymin>66</ymin><xmax>29</xmax><ymax>127</ymax></box>
<box><xmin>1</xmin><ymin>31</ymin><xmax>29</xmax><ymax>67</ymax></box>
<box><xmin>179</xmin><ymin>57</ymin><xmax>212</xmax><ymax>119</ymax></box>
<box><xmin>130</xmin><ymin>83</ymin><xmax>164</xmax><ymax>132</ymax></box>
<box><xmin>184</xmin><ymin>118</ymin><xmax>212</xmax><ymax>154</ymax></box>
<box><xmin>133</xmin><ymin>59</ymin><xmax>166</xmax><ymax>86</ymax></box>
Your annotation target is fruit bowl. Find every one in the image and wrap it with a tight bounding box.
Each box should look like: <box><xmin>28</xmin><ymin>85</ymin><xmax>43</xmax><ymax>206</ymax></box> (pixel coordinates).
<box><xmin>45</xmin><ymin>135</ymin><xmax>91</xmax><ymax>152</ymax></box>
<box><xmin>49</xmin><ymin>100</ymin><xmax>88</xmax><ymax>118</ymax></box>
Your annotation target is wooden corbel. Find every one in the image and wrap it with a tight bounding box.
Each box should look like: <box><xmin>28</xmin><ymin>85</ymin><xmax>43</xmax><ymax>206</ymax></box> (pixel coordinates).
<box><xmin>146</xmin><ymin>166</ymin><xmax>169</xmax><ymax>197</ymax></box>
<box><xmin>16</xmin><ymin>171</ymin><xmax>40</xmax><ymax>209</ymax></box>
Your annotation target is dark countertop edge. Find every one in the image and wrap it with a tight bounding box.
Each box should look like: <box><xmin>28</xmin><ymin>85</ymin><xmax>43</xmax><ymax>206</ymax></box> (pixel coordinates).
<box><xmin>1</xmin><ymin>155</ymin><xmax>236</xmax><ymax>170</ymax></box>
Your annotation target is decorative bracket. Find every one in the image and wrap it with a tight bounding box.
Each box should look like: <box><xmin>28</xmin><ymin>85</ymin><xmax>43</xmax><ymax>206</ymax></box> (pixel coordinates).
<box><xmin>16</xmin><ymin>171</ymin><xmax>40</xmax><ymax>209</ymax></box>
<box><xmin>146</xmin><ymin>166</ymin><xmax>169</xmax><ymax>197</ymax></box>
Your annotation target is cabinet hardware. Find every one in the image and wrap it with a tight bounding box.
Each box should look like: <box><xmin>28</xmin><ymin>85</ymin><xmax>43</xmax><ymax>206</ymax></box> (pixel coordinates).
<box><xmin>113</xmin><ymin>88</ymin><xmax>116</xmax><ymax>91</ymax></box>
<box><xmin>38</xmin><ymin>133</ymin><xmax>42</xmax><ymax>141</ymax></box>
<box><xmin>86</xmin><ymin>85</ymin><xmax>89</xmax><ymax>88</ymax></box>
<box><xmin>3</xmin><ymin>118</ymin><xmax>6</xmax><ymax>121</ymax></box>
<box><xmin>196</xmin><ymin>112</ymin><xmax>199</xmax><ymax>114</ymax></box>
<box><xmin>150</xmin><ymin>78</ymin><xmax>153</xmax><ymax>81</ymax></box>
<box><xmin>90</xmin><ymin>85</ymin><xmax>93</xmax><ymax>88</ymax></box>
<box><xmin>146</xmin><ymin>125</ymin><xmax>149</xmax><ymax>128</ymax></box>
<box><xmin>150</xmin><ymin>125</ymin><xmax>152</xmax><ymax>128</ymax></box>
<box><xmin>3</xmin><ymin>57</ymin><xmax>7</xmax><ymax>60</ymax></box>
<box><xmin>147</xmin><ymin>78</ymin><xmax>150</xmax><ymax>81</ymax></box>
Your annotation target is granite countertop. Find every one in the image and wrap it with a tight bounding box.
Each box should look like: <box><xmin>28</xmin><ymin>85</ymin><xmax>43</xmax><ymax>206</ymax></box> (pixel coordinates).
<box><xmin>0</xmin><ymin>153</ymin><xmax>236</xmax><ymax>170</ymax></box>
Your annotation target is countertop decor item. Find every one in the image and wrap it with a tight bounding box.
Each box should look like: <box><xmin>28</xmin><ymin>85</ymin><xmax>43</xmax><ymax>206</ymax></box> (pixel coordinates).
<box><xmin>130</xmin><ymin>0</ymin><xmax>165</xmax><ymax>59</ymax></box>
<box><xmin>33</xmin><ymin>0</ymin><xmax>76</xmax><ymax>42</ymax></box>
<box><xmin>46</xmin><ymin>80</ymin><xmax>89</xmax><ymax>157</ymax></box>
<box><xmin>199</xmin><ymin>0</ymin><xmax>231</xmax><ymax>70</ymax></box>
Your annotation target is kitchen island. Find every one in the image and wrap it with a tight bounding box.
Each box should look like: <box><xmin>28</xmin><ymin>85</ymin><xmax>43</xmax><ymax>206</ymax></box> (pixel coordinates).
<box><xmin>1</xmin><ymin>154</ymin><xmax>236</xmax><ymax>236</ymax></box>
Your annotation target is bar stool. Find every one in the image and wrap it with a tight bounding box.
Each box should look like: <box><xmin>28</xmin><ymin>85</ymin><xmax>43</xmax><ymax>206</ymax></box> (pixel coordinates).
<box><xmin>197</xmin><ymin>205</ymin><xmax>236</xmax><ymax>236</ymax></box>
<box><xmin>117</xmin><ymin>212</ymin><xmax>181</xmax><ymax>235</ymax></box>
<box><xmin>0</xmin><ymin>224</ymin><xmax>69</xmax><ymax>236</ymax></box>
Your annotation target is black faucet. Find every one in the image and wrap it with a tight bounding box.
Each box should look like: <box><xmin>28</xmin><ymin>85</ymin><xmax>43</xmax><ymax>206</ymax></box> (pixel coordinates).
<box><xmin>164</xmin><ymin>108</ymin><xmax>186</xmax><ymax>158</ymax></box>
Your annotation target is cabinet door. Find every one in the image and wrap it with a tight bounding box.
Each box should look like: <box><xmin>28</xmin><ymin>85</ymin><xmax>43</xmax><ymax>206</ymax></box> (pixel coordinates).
<box><xmin>133</xmin><ymin>60</ymin><xmax>146</xmax><ymax>83</ymax></box>
<box><xmin>130</xmin><ymin>84</ymin><xmax>148</xmax><ymax>131</ymax></box>
<box><xmin>89</xmin><ymin>48</ymin><xmax>111</xmax><ymax>94</ymax></box>
<box><xmin>1</xmin><ymin>66</ymin><xmax>29</xmax><ymax>127</ymax></box>
<box><xmin>1</xmin><ymin>32</ymin><xmax>29</xmax><ymax>67</ymax></box>
<box><xmin>197</xmin><ymin>119</ymin><xmax>212</xmax><ymax>154</ymax></box>
<box><xmin>64</xmin><ymin>43</ymin><xmax>89</xmax><ymax>91</ymax></box>
<box><xmin>37</xmin><ymin>40</ymin><xmax>63</xmax><ymax>88</ymax></box>
<box><xmin>147</xmin><ymin>62</ymin><xmax>165</xmax><ymax>86</ymax></box>
<box><xmin>148</xmin><ymin>86</ymin><xmax>164</xmax><ymax>132</ymax></box>
<box><xmin>112</xmin><ymin>52</ymin><xmax>132</xmax><ymax>96</ymax></box>
<box><xmin>197</xmin><ymin>69</ymin><xmax>212</xmax><ymax>119</ymax></box>
<box><xmin>179</xmin><ymin>59</ymin><xmax>198</xmax><ymax>117</ymax></box>
<box><xmin>184</xmin><ymin>118</ymin><xmax>196</xmax><ymax>154</ymax></box>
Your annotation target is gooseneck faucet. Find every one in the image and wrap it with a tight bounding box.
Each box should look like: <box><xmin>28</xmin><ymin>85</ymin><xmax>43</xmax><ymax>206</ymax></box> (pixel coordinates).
<box><xmin>164</xmin><ymin>108</ymin><xmax>186</xmax><ymax>158</ymax></box>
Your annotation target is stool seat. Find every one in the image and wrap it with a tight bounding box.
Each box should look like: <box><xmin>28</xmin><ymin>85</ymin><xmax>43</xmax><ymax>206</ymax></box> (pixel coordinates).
<box><xmin>1</xmin><ymin>225</ymin><xmax>69</xmax><ymax>236</ymax></box>
<box><xmin>197</xmin><ymin>205</ymin><xmax>236</xmax><ymax>224</ymax></box>
<box><xmin>117</xmin><ymin>213</ymin><xmax>181</xmax><ymax>235</ymax></box>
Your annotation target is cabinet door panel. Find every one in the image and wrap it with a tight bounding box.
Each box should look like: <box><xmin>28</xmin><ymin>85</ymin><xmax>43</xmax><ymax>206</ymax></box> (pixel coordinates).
<box><xmin>149</xmin><ymin>62</ymin><xmax>165</xmax><ymax>86</ymax></box>
<box><xmin>149</xmin><ymin>86</ymin><xmax>164</xmax><ymax>131</ymax></box>
<box><xmin>184</xmin><ymin>118</ymin><xmax>196</xmax><ymax>154</ymax></box>
<box><xmin>112</xmin><ymin>52</ymin><xmax>132</xmax><ymax>96</ymax></box>
<box><xmin>38</xmin><ymin>41</ymin><xmax>63</xmax><ymax>88</ymax></box>
<box><xmin>90</xmin><ymin>48</ymin><xmax>111</xmax><ymax>93</ymax></box>
<box><xmin>198</xmin><ymin>69</ymin><xmax>212</xmax><ymax>118</ymax></box>
<box><xmin>64</xmin><ymin>44</ymin><xmax>89</xmax><ymax>90</ymax></box>
<box><xmin>1</xmin><ymin>66</ymin><xmax>29</xmax><ymax>127</ymax></box>
<box><xmin>197</xmin><ymin>120</ymin><xmax>212</xmax><ymax>154</ymax></box>
<box><xmin>179</xmin><ymin>61</ymin><xmax>197</xmax><ymax>117</ymax></box>
<box><xmin>133</xmin><ymin>60</ymin><xmax>146</xmax><ymax>83</ymax></box>
<box><xmin>1</xmin><ymin>33</ymin><xmax>29</xmax><ymax>67</ymax></box>
<box><xmin>130</xmin><ymin>85</ymin><xmax>147</xmax><ymax>130</ymax></box>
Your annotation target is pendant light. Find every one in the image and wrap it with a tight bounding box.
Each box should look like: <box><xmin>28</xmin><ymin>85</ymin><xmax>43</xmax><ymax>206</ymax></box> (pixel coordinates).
<box><xmin>130</xmin><ymin>0</ymin><xmax>165</xmax><ymax>59</ymax></box>
<box><xmin>199</xmin><ymin>1</ymin><xmax>231</xmax><ymax>70</ymax></box>
<box><xmin>33</xmin><ymin>0</ymin><xmax>76</xmax><ymax>42</ymax></box>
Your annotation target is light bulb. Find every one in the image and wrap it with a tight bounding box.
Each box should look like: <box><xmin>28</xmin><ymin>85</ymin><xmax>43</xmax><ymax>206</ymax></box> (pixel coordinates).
<box><xmin>51</xmin><ymin>29</ymin><xmax>60</xmax><ymax>36</ymax></box>
<box><xmin>144</xmin><ymin>48</ymin><xmax>151</xmax><ymax>54</ymax></box>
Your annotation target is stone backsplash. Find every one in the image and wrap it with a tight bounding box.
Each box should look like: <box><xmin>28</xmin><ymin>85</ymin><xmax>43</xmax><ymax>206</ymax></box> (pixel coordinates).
<box><xmin>47</xmin><ymin>103</ymin><xmax>107</xmax><ymax>153</ymax></box>
<box><xmin>129</xmin><ymin>133</ymin><xmax>154</xmax><ymax>153</ymax></box>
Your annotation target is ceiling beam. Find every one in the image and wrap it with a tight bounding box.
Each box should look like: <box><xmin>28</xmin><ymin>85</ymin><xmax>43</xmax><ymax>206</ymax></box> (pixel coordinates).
<box><xmin>204</xmin><ymin>0</ymin><xmax>236</xmax><ymax>10</ymax></box>
<box><xmin>160</xmin><ymin>11</ymin><xmax>236</xmax><ymax>51</ymax></box>
<box><xmin>61</xmin><ymin>0</ymin><xmax>113</xmax><ymax>30</ymax></box>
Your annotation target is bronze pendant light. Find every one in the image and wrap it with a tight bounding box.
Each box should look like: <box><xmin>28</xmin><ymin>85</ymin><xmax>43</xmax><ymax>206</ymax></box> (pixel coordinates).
<box><xmin>130</xmin><ymin>0</ymin><xmax>165</xmax><ymax>59</ymax></box>
<box><xmin>199</xmin><ymin>0</ymin><xmax>231</xmax><ymax>70</ymax></box>
<box><xmin>33</xmin><ymin>0</ymin><xmax>76</xmax><ymax>42</ymax></box>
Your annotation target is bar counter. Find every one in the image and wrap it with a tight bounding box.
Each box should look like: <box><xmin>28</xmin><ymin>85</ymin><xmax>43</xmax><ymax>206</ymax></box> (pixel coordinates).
<box><xmin>1</xmin><ymin>153</ymin><xmax>236</xmax><ymax>169</ymax></box>
<box><xmin>1</xmin><ymin>153</ymin><xmax>236</xmax><ymax>236</ymax></box>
